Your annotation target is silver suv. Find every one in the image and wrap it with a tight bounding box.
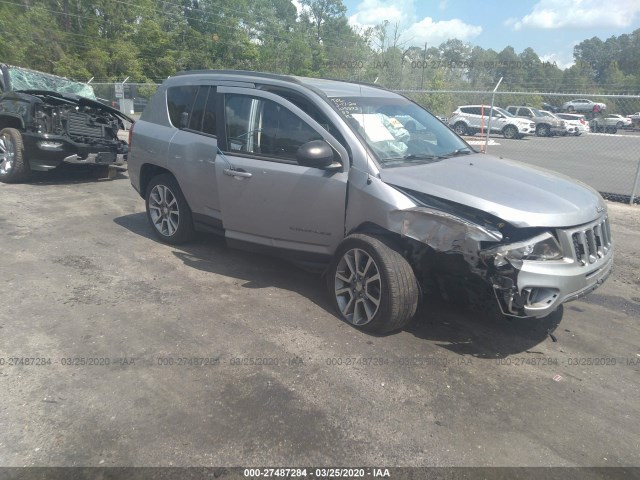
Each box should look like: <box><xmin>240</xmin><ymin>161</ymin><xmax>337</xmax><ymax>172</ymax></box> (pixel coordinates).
<box><xmin>449</xmin><ymin>105</ymin><xmax>535</xmax><ymax>139</ymax></box>
<box><xmin>128</xmin><ymin>71</ymin><xmax>613</xmax><ymax>333</ymax></box>
<box><xmin>506</xmin><ymin>106</ymin><xmax>566</xmax><ymax>137</ymax></box>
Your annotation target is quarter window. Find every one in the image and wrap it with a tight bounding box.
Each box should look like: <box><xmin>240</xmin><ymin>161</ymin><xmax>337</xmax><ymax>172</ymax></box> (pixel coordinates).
<box><xmin>167</xmin><ymin>85</ymin><xmax>198</xmax><ymax>128</ymax></box>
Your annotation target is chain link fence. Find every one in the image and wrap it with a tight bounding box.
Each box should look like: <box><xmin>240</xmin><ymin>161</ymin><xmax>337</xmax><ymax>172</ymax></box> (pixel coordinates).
<box><xmin>91</xmin><ymin>81</ymin><xmax>640</xmax><ymax>205</ymax></box>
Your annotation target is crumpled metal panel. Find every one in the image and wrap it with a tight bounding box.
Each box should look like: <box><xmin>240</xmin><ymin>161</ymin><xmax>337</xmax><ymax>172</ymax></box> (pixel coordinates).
<box><xmin>8</xmin><ymin>67</ymin><xmax>96</xmax><ymax>100</ymax></box>
<box><xmin>390</xmin><ymin>206</ymin><xmax>502</xmax><ymax>254</ymax></box>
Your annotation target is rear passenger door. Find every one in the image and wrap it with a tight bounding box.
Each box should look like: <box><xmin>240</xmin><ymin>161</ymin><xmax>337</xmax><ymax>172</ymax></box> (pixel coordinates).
<box><xmin>215</xmin><ymin>87</ymin><xmax>349</xmax><ymax>256</ymax></box>
<box><xmin>167</xmin><ymin>84</ymin><xmax>222</xmax><ymax>223</ymax></box>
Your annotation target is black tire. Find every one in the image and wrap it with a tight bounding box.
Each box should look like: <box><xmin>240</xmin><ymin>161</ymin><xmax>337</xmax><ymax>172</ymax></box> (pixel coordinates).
<box><xmin>0</xmin><ymin>128</ymin><xmax>30</xmax><ymax>183</ymax></box>
<box><xmin>567</xmin><ymin>106</ymin><xmax>575</xmax><ymax>113</ymax></box>
<box><xmin>453</xmin><ymin>122</ymin><xmax>468</xmax><ymax>136</ymax></box>
<box><xmin>503</xmin><ymin>125</ymin><xmax>518</xmax><ymax>139</ymax></box>
<box><xmin>145</xmin><ymin>174</ymin><xmax>194</xmax><ymax>244</ymax></box>
<box><xmin>328</xmin><ymin>234</ymin><xmax>419</xmax><ymax>334</ymax></box>
<box><xmin>535</xmin><ymin>124</ymin><xmax>551</xmax><ymax>137</ymax></box>
<box><xmin>616</xmin><ymin>121</ymin><xmax>623</xmax><ymax>128</ymax></box>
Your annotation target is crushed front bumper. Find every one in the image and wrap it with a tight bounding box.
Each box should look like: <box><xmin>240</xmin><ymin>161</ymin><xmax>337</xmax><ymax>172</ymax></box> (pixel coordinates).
<box><xmin>490</xmin><ymin>216</ymin><xmax>614</xmax><ymax>318</ymax></box>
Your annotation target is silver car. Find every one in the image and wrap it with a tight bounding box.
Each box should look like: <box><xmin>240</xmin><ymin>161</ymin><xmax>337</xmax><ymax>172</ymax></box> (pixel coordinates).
<box><xmin>128</xmin><ymin>71</ymin><xmax>613</xmax><ymax>333</ymax></box>
<box><xmin>562</xmin><ymin>99</ymin><xmax>606</xmax><ymax>113</ymax></box>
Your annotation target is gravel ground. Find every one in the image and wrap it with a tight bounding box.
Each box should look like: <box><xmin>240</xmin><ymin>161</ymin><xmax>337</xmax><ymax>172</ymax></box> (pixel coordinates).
<box><xmin>0</xmin><ymin>166</ymin><xmax>638</xmax><ymax>469</ymax></box>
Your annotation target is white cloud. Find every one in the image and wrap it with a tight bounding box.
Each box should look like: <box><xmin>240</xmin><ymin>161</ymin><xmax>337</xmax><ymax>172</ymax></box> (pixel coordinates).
<box><xmin>348</xmin><ymin>0</ymin><xmax>414</xmax><ymax>29</ymax></box>
<box><xmin>404</xmin><ymin>17</ymin><xmax>482</xmax><ymax>45</ymax></box>
<box><xmin>539</xmin><ymin>51</ymin><xmax>575</xmax><ymax>70</ymax></box>
<box><xmin>348</xmin><ymin>0</ymin><xmax>482</xmax><ymax>46</ymax></box>
<box><xmin>505</xmin><ymin>0</ymin><xmax>640</xmax><ymax>30</ymax></box>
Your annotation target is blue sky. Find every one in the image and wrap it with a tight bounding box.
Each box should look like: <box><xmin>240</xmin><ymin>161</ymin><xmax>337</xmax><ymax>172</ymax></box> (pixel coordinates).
<box><xmin>337</xmin><ymin>0</ymin><xmax>640</xmax><ymax>69</ymax></box>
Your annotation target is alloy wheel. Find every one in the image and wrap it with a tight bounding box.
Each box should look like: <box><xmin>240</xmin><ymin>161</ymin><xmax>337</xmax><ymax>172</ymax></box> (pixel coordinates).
<box><xmin>149</xmin><ymin>184</ymin><xmax>180</xmax><ymax>237</ymax></box>
<box><xmin>0</xmin><ymin>133</ymin><xmax>15</xmax><ymax>175</ymax></box>
<box><xmin>334</xmin><ymin>248</ymin><xmax>382</xmax><ymax>326</ymax></box>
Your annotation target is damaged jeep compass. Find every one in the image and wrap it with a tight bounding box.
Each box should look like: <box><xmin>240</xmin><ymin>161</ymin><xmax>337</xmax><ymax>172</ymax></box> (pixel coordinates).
<box><xmin>0</xmin><ymin>64</ymin><xmax>131</xmax><ymax>182</ymax></box>
<box><xmin>128</xmin><ymin>70</ymin><xmax>613</xmax><ymax>333</ymax></box>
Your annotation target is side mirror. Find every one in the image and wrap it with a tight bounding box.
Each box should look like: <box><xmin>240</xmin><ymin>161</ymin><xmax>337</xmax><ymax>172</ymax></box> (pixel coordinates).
<box><xmin>296</xmin><ymin>140</ymin><xmax>338</xmax><ymax>169</ymax></box>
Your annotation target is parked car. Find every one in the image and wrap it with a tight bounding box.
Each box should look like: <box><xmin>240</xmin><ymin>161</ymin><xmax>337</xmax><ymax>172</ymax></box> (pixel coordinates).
<box><xmin>128</xmin><ymin>70</ymin><xmax>613</xmax><ymax>333</ymax></box>
<box><xmin>448</xmin><ymin>105</ymin><xmax>535</xmax><ymax>139</ymax></box>
<box><xmin>541</xmin><ymin>102</ymin><xmax>561</xmax><ymax>113</ymax></box>
<box><xmin>556</xmin><ymin>113</ymin><xmax>590</xmax><ymax>136</ymax></box>
<box><xmin>506</xmin><ymin>106</ymin><xmax>567</xmax><ymax>136</ymax></box>
<box><xmin>562</xmin><ymin>99</ymin><xmax>606</xmax><ymax>113</ymax></box>
<box><xmin>589</xmin><ymin>116</ymin><xmax>620</xmax><ymax>133</ymax></box>
<box><xmin>0</xmin><ymin>64</ymin><xmax>132</xmax><ymax>183</ymax></box>
<box><xmin>627</xmin><ymin>112</ymin><xmax>640</xmax><ymax>128</ymax></box>
<box><xmin>604</xmin><ymin>114</ymin><xmax>632</xmax><ymax>128</ymax></box>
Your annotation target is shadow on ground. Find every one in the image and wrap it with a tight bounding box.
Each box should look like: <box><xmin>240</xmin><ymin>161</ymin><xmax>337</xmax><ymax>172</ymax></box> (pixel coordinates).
<box><xmin>114</xmin><ymin>212</ymin><xmax>563</xmax><ymax>358</ymax></box>
<box><xmin>26</xmin><ymin>163</ymin><xmax>128</xmax><ymax>185</ymax></box>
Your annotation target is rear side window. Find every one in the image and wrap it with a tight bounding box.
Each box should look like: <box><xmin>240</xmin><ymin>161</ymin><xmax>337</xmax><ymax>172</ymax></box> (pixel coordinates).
<box><xmin>167</xmin><ymin>85</ymin><xmax>198</xmax><ymax>127</ymax></box>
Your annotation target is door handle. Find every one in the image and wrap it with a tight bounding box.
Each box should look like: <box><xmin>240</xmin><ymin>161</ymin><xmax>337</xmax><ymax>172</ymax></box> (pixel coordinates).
<box><xmin>223</xmin><ymin>168</ymin><xmax>252</xmax><ymax>179</ymax></box>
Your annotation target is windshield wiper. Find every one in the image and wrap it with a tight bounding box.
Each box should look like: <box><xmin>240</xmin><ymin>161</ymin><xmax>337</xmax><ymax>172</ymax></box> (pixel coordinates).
<box><xmin>438</xmin><ymin>148</ymin><xmax>473</xmax><ymax>157</ymax></box>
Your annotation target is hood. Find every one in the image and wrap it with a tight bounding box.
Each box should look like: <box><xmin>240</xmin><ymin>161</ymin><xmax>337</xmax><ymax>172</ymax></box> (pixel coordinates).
<box><xmin>379</xmin><ymin>153</ymin><xmax>605</xmax><ymax>228</ymax></box>
<box><xmin>17</xmin><ymin>89</ymin><xmax>134</xmax><ymax>123</ymax></box>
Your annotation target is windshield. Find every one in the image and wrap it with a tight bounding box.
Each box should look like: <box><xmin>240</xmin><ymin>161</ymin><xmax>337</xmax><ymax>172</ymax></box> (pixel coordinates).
<box><xmin>330</xmin><ymin>96</ymin><xmax>470</xmax><ymax>167</ymax></box>
<box><xmin>8</xmin><ymin>67</ymin><xmax>96</xmax><ymax>99</ymax></box>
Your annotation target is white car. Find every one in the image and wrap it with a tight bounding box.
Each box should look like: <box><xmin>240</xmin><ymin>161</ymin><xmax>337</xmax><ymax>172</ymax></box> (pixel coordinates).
<box><xmin>556</xmin><ymin>113</ymin><xmax>590</xmax><ymax>136</ymax></box>
<box><xmin>605</xmin><ymin>114</ymin><xmax>632</xmax><ymax>128</ymax></box>
<box><xmin>448</xmin><ymin>105</ymin><xmax>535</xmax><ymax>139</ymax></box>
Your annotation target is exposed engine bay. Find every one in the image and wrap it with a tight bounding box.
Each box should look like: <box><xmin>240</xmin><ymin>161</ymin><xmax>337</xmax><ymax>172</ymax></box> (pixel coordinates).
<box><xmin>32</xmin><ymin>92</ymin><xmax>128</xmax><ymax>155</ymax></box>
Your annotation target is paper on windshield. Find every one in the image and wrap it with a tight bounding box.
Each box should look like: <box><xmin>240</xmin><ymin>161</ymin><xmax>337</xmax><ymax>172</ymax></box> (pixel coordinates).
<box><xmin>349</xmin><ymin>114</ymin><xmax>395</xmax><ymax>142</ymax></box>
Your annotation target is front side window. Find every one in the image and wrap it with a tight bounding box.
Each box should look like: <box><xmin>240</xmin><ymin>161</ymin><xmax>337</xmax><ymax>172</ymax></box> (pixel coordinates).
<box><xmin>224</xmin><ymin>94</ymin><xmax>323</xmax><ymax>161</ymax></box>
<box><xmin>330</xmin><ymin>96</ymin><xmax>469</xmax><ymax>167</ymax></box>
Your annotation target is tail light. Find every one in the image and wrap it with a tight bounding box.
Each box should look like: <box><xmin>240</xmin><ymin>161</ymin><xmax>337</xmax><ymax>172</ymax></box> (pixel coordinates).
<box><xmin>580</xmin><ymin>118</ymin><xmax>585</xmax><ymax>124</ymax></box>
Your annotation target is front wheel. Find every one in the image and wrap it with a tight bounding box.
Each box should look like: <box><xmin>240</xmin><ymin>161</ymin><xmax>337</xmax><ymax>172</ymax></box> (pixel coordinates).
<box><xmin>503</xmin><ymin>125</ymin><xmax>518</xmax><ymax>139</ymax></box>
<box><xmin>145</xmin><ymin>174</ymin><xmax>194</xmax><ymax>244</ymax></box>
<box><xmin>0</xmin><ymin>128</ymin><xmax>30</xmax><ymax>183</ymax></box>
<box><xmin>329</xmin><ymin>234</ymin><xmax>419</xmax><ymax>334</ymax></box>
<box><xmin>567</xmin><ymin>106</ymin><xmax>575</xmax><ymax>113</ymax></box>
<box><xmin>536</xmin><ymin>124</ymin><xmax>551</xmax><ymax>137</ymax></box>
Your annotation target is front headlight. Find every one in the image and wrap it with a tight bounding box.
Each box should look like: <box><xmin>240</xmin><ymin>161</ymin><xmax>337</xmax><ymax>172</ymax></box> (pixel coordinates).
<box><xmin>482</xmin><ymin>232</ymin><xmax>563</xmax><ymax>268</ymax></box>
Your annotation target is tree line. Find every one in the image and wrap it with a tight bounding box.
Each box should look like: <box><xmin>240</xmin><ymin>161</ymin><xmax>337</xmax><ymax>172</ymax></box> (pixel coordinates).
<box><xmin>1</xmin><ymin>0</ymin><xmax>639</xmax><ymax>97</ymax></box>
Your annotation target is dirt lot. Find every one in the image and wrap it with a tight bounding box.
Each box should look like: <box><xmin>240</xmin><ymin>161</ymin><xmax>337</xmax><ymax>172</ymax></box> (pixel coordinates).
<box><xmin>0</xmin><ymin>166</ymin><xmax>639</xmax><ymax>469</ymax></box>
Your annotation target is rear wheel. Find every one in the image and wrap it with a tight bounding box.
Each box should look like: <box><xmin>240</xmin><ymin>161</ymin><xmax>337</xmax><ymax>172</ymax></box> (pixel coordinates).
<box><xmin>567</xmin><ymin>106</ymin><xmax>575</xmax><ymax>113</ymax></box>
<box><xmin>145</xmin><ymin>174</ymin><xmax>194</xmax><ymax>244</ymax></box>
<box><xmin>329</xmin><ymin>234</ymin><xmax>419</xmax><ymax>334</ymax></box>
<box><xmin>503</xmin><ymin>125</ymin><xmax>518</xmax><ymax>139</ymax></box>
<box><xmin>0</xmin><ymin>128</ymin><xmax>29</xmax><ymax>183</ymax></box>
<box><xmin>453</xmin><ymin>122</ymin><xmax>468</xmax><ymax>136</ymax></box>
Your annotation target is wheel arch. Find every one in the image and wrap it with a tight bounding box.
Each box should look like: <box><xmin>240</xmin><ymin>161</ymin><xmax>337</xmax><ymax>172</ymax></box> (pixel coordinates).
<box><xmin>139</xmin><ymin>163</ymin><xmax>176</xmax><ymax>198</ymax></box>
<box><xmin>0</xmin><ymin>115</ymin><xmax>24</xmax><ymax>131</ymax></box>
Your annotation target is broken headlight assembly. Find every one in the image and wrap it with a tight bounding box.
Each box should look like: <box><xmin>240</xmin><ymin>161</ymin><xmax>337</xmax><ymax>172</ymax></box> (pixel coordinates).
<box><xmin>481</xmin><ymin>232</ymin><xmax>563</xmax><ymax>268</ymax></box>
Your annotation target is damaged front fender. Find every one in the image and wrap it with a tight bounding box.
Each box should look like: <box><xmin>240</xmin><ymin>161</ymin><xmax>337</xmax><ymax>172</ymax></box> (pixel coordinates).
<box><xmin>390</xmin><ymin>206</ymin><xmax>502</xmax><ymax>254</ymax></box>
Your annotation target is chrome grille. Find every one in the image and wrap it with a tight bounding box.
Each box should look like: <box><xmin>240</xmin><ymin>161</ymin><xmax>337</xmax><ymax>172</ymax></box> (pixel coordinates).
<box><xmin>571</xmin><ymin>216</ymin><xmax>612</xmax><ymax>266</ymax></box>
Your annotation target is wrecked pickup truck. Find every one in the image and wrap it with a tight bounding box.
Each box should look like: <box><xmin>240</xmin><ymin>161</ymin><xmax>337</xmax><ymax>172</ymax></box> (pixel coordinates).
<box><xmin>127</xmin><ymin>71</ymin><xmax>613</xmax><ymax>333</ymax></box>
<box><xmin>0</xmin><ymin>64</ymin><xmax>132</xmax><ymax>182</ymax></box>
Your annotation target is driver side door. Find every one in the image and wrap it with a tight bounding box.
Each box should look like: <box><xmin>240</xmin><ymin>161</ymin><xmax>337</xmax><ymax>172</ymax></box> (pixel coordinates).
<box><xmin>215</xmin><ymin>87</ymin><xmax>350</xmax><ymax>256</ymax></box>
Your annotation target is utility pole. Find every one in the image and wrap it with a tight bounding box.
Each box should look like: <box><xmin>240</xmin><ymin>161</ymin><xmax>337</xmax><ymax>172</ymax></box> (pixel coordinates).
<box><xmin>420</xmin><ymin>42</ymin><xmax>427</xmax><ymax>89</ymax></box>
